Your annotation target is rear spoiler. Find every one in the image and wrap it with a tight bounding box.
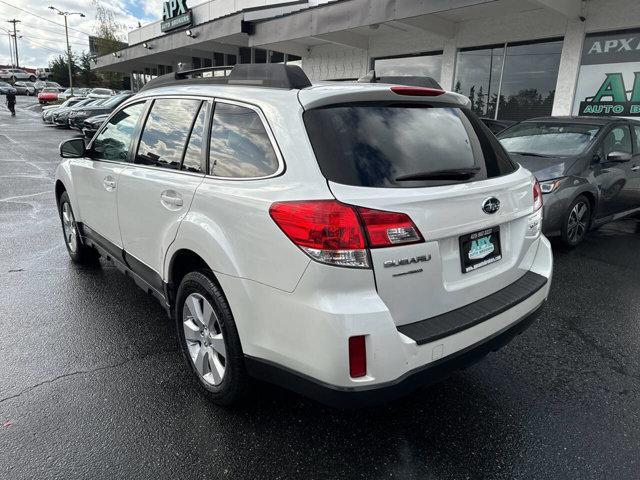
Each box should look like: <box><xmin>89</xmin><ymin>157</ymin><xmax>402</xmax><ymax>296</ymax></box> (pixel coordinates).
<box><xmin>357</xmin><ymin>70</ymin><xmax>442</xmax><ymax>89</ymax></box>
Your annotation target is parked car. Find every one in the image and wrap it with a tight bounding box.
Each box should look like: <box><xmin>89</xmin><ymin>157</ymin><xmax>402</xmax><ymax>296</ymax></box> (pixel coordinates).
<box><xmin>498</xmin><ymin>116</ymin><xmax>640</xmax><ymax>246</ymax></box>
<box><xmin>0</xmin><ymin>81</ymin><xmax>17</xmax><ymax>95</ymax></box>
<box><xmin>34</xmin><ymin>81</ymin><xmax>65</xmax><ymax>94</ymax></box>
<box><xmin>0</xmin><ymin>68</ymin><xmax>37</xmax><ymax>82</ymax></box>
<box><xmin>68</xmin><ymin>93</ymin><xmax>132</xmax><ymax>130</ymax></box>
<box><xmin>481</xmin><ymin>118</ymin><xmax>516</xmax><ymax>135</ymax></box>
<box><xmin>58</xmin><ymin>88</ymin><xmax>88</xmax><ymax>101</ymax></box>
<box><xmin>82</xmin><ymin>113</ymin><xmax>110</xmax><ymax>139</ymax></box>
<box><xmin>42</xmin><ymin>97</ymin><xmax>93</xmax><ymax>124</ymax></box>
<box><xmin>38</xmin><ymin>87</ymin><xmax>59</xmax><ymax>104</ymax></box>
<box><xmin>36</xmin><ymin>67</ymin><xmax>52</xmax><ymax>80</ymax></box>
<box><xmin>13</xmin><ymin>81</ymin><xmax>36</xmax><ymax>96</ymax></box>
<box><xmin>50</xmin><ymin>98</ymin><xmax>100</xmax><ymax>126</ymax></box>
<box><xmin>87</xmin><ymin>88</ymin><xmax>115</xmax><ymax>99</ymax></box>
<box><xmin>54</xmin><ymin>65</ymin><xmax>552</xmax><ymax>407</ymax></box>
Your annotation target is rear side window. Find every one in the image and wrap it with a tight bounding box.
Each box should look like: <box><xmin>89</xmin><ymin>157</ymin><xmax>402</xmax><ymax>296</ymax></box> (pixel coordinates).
<box><xmin>303</xmin><ymin>104</ymin><xmax>515</xmax><ymax>188</ymax></box>
<box><xmin>136</xmin><ymin>98</ymin><xmax>202</xmax><ymax>170</ymax></box>
<box><xmin>209</xmin><ymin>103</ymin><xmax>279</xmax><ymax>178</ymax></box>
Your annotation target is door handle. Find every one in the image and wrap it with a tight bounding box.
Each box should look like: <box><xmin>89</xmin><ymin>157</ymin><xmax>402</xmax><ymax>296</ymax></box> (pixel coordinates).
<box><xmin>632</xmin><ymin>165</ymin><xmax>640</xmax><ymax>171</ymax></box>
<box><xmin>160</xmin><ymin>190</ymin><xmax>183</xmax><ymax>209</ymax></box>
<box><xmin>103</xmin><ymin>176</ymin><xmax>116</xmax><ymax>191</ymax></box>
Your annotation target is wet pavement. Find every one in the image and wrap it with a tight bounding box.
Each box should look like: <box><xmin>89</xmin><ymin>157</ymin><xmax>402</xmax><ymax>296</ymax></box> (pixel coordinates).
<box><xmin>1</xmin><ymin>97</ymin><xmax>640</xmax><ymax>479</ymax></box>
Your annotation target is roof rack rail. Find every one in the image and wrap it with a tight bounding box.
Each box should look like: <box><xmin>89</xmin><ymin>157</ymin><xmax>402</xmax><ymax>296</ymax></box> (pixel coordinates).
<box><xmin>357</xmin><ymin>70</ymin><xmax>442</xmax><ymax>89</ymax></box>
<box><xmin>140</xmin><ymin>64</ymin><xmax>312</xmax><ymax>92</ymax></box>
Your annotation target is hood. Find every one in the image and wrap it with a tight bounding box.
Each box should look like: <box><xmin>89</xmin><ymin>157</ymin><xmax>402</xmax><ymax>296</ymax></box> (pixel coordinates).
<box><xmin>509</xmin><ymin>154</ymin><xmax>572</xmax><ymax>181</ymax></box>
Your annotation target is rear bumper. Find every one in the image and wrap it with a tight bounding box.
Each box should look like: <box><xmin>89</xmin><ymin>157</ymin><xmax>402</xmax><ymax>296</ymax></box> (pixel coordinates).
<box><xmin>228</xmin><ymin>235</ymin><xmax>552</xmax><ymax>407</ymax></box>
<box><xmin>246</xmin><ymin>302</ymin><xmax>544</xmax><ymax>408</ymax></box>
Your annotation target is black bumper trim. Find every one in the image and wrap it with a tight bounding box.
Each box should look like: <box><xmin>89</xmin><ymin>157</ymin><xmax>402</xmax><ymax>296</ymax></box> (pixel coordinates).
<box><xmin>397</xmin><ymin>271</ymin><xmax>548</xmax><ymax>345</ymax></box>
<box><xmin>245</xmin><ymin>302</ymin><xmax>544</xmax><ymax>409</ymax></box>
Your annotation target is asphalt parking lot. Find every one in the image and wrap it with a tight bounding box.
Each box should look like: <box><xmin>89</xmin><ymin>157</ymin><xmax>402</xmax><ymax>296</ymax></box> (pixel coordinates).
<box><xmin>1</xmin><ymin>96</ymin><xmax>640</xmax><ymax>479</ymax></box>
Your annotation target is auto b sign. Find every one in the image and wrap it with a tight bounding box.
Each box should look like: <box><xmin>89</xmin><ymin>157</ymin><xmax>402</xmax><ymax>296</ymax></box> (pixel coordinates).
<box><xmin>573</xmin><ymin>29</ymin><xmax>640</xmax><ymax>117</ymax></box>
<box><xmin>161</xmin><ymin>0</ymin><xmax>192</xmax><ymax>32</ymax></box>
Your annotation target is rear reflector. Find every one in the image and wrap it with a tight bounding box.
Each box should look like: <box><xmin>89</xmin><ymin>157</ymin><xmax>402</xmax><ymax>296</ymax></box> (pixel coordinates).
<box><xmin>533</xmin><ymin>180</ymin><xmax>543</xmax><ymax>212</ymax></box>
<box><xmin>348</xmin><ymin>336</ymin><xmax>367</xmax><ymax>378</ymax></box>
<box><xmin>270</xmin><ymin>200</ymin><xmax>425</xmax><ymax>268</ymax></box>
<box><xmin>390</xmin><ymin>86</ymin><xmax>445</xmax><ymax>97</ymax></box>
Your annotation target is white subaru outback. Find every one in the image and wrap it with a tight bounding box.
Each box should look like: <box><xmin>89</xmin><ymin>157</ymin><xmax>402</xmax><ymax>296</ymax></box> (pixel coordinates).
<box><xmin>55</xmin><ymin>65</ymin><xmax>552</xmax><ymax>407</ymax></box>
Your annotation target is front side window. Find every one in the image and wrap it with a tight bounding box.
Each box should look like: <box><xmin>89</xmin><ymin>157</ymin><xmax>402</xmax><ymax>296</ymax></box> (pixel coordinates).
<box><xmin>602</xmin><ymin>125</ymin><xmax>632</xmax><ymax>157</ymax></box>
<box><xmin>209</xmin><ymin>103</ymin><xmax>279</xmax><ymax>178</ymax></box>
<box><xmin>92</xmin><ymin>102</ymin><xmax>146</xmax><ymax>162</ymax></box>
<box><xmin>136</xmin><ymin>98</ymin><xmax>202</xmax><ymax>170</ymax></box>
<box><xmin>633</xmin><ymin>125</ymin><xmax>640</xmax><ymax>154</ymax></box>
<box><xmin>499</xmin><ymin>122</ymin><xmax>601</xmax><ymax>156</ymax></box>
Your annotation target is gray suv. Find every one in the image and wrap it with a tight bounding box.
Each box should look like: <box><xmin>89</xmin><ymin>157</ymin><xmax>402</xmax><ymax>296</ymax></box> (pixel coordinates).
<box><xmin>498</xmin><ymin>116</ymin><xmax>640</xmax><ymax>246</ymax></box>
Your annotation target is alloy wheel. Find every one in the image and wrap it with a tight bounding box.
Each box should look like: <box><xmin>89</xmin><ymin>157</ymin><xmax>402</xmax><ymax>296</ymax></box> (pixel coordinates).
<box><xmin>61</xmin><ymin>202</ymin><xmax>78</xmax><ymax>253</ymax></box>
<box><xmin>567</xmin><ymin>201</ymin><xmax>588</xmax><ymax>244</ymax></box>
<box><xmin>182</xmin><ymin>293</ymin><xmax>226</xmax><ymax>386</ymax></box>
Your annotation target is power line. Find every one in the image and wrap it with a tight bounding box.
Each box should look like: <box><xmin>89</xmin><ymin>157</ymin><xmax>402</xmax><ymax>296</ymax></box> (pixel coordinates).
<box><xmin>0</xmin><ymin>0</ymin><xmax>91</xmax><ymax>37</ymax></box>
<box><xmin>30</xmin><ymin>24</ymin><xmax>87</xmax><ymax>41</ymax></box>
<box><xmin>21</xmin><ymin>35</ymin><xmax>66</xmax><ymax>55</ymax></box>
<box><xmin>25</xmin><ymin>34</ymin><xmax>87</xmax><ymax>48</ymax></box>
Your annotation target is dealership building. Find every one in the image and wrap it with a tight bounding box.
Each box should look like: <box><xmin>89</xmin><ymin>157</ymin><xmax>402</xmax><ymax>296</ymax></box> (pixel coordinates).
<box><xmin>93</xmin><ymin>0</ymin><xmax>640</xmax><ymax>121</ymax></box>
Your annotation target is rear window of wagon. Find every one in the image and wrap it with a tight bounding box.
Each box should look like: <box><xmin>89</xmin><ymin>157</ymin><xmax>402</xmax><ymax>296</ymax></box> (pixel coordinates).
<box><xmin>303</xmin><ymin>103</ymin><xmax>516</xmax><ymax>188</ymax></box>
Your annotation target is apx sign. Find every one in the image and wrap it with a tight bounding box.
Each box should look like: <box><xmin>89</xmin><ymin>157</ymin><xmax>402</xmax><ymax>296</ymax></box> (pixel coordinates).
<box><xmin>161</xmin><ymin>0</ymin><xmax>192</xmax><ymax>33</ymax></box>
<box><xmin>574</xmin><ymin>29</ymin><xmax>640</xmax><ymax>117</ymax></box>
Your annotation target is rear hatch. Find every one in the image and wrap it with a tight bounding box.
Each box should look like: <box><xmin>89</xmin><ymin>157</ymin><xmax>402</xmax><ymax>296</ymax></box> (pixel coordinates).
<box><xmin>301</xmin><ymin>90</ymin><xmax>540</xmax><ymax>326</ymax></box>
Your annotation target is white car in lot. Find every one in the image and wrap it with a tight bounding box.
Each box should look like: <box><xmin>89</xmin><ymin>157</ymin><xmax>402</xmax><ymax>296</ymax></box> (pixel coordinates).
<box><xmin>0</xmin><ymin>68</ymin><xmax>37</xmax><ymax>82</ymax></box>
<box><xmin>87</xmin><ymin>87</ymin><xmax>115</xmax><ymax>99</ymax></box>
<box><xmin>54</xmin><ymin>65</ymin><xmax>552</xmax><ymax>407</ymax></box>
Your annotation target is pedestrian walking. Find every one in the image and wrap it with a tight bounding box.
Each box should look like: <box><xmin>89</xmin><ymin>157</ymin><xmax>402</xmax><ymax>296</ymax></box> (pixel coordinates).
<box><xmin>6</xmin><ymin>90</ymin><xmax>16</xmax><ymax>116</ymax></box>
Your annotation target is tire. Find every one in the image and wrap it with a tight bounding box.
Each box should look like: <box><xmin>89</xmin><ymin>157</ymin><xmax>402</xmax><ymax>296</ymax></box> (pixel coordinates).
<box><xmin>561</xmin><ymin>195</ymin><xmax>591</xmax><ymax>247</ymax></box>
<box><xmin>29</xmin><ymin>75</ymin><xmax>36</xmax><ymax>82</ymax></box>
<box><xmin>58</xmin><ymin>191</ymin><xmax>99</xmax><ymax>264</ymax></box>
<box><xmin>174</xmin><ymin>270</ymin><xmax>248</xmax><ymax>406</ymax></box>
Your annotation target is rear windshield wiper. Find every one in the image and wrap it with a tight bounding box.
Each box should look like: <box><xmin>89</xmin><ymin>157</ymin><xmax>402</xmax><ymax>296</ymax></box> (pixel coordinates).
<box><xmin>395</xmin><ymin>167</ymin><xmax>480</xmax><ymax>182</ymax></box>
<box><xmin>509</xmin><ymin>151</ymin><xmax>553</xmax><ymax>158</ymax></box>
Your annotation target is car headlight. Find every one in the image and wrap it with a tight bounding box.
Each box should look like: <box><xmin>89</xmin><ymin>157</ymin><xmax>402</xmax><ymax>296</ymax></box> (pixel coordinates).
<box><xmin>539</xmin><ymin>178</ymin><xmax>564</xmax><ymax>194</ymax></box>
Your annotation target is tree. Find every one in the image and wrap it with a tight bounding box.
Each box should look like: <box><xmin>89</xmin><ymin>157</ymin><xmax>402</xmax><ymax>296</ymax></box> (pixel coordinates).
<box><xmin>468</xmin><ymin>85</ymin><xmax>476</xmax><ymax>114</ymax></box>
<box><xmin>92</xmin><ymin>0</ymin><xmax>126</xmax><ymax>89</ymax></box>
<box><xmin>78</xmin><ymin>51</ymin><xmax>98</xmax><ymax>87</ymax></box>
<box><xmin>454</xmin><ymin>80</ymin><xmax>462</xmax><ymax>94</ymax></box>
<box><xmin>48</xmin><ymin>54</ymin><xmax>78</xmax><ymax>87</ymax></box>
<box><xmin>475</xmin><ymin>85</ymin><xmax>485</xmax><ymax>116</ymax></box>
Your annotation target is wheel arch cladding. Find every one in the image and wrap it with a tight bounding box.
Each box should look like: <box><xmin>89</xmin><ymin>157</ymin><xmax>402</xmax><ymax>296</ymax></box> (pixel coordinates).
<box><xmin>55</xmin><ymin>180</ymin><xmax>66</xmax><ymax>206</ymax></box>
<box><xmin>168</xmin><ymin>249</ymin><xmax>213</xmax><ymax>303</ymax></box>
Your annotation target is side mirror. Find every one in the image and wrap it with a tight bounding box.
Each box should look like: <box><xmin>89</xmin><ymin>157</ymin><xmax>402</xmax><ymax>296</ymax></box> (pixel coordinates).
<box><xmin>59</xmin><ymin>138</ymin><xmax>85</xmax><ymax>158</ymax></box>
<box><xmin>606</xmin><ymin>151</ymin><xmax>632</xmax><ymax>163</ymax></box>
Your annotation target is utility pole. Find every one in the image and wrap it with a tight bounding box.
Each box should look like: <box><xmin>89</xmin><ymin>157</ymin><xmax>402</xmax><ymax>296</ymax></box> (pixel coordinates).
<box><xmin>6</xmin><ymin>19</ymin><xmax>20</xmax><ymax>67</ymax></box>
<box><xmin>48</xmin><ymin>6</ymin><xmax>85</xmax><ymax>94</ymax></box>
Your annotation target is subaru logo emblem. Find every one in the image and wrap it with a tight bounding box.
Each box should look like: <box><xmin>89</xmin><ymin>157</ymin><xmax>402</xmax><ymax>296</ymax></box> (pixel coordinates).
<box><xmin>482</xmin><ymin>197</ymin><xmax>500</xmax><ymax>214</ymax></box>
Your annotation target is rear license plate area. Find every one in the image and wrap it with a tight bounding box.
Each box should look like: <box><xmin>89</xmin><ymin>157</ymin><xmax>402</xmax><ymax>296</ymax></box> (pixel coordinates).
<box><xmin>459</xmin><ymin>226</ymin><xmax>502</xmax><ymax>273</ymax></box>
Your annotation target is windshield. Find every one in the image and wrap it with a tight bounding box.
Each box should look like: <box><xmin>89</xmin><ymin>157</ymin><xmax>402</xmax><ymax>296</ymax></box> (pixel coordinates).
<box><xmin>304</xmin><ymin>104</ymin><xmax>515</xmax><ymax>188</ymax></box>
<box><xmin>0</xmin><ymin>82</ymin><xmax>11</xmax><ymax>87</ymax></box>
<box><xmin>42</xmin><ymin>88</ymin><xmax>57</xmax><ymax>93</ymax></box>
<box><xmin>498</xmin><ymin>122</ymin><xmax>601</xmax><ymax>156</ymax></box>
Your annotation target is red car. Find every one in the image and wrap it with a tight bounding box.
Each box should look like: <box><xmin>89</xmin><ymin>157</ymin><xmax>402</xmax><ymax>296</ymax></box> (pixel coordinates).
<box><xmin>38</xmin><ymin>87</ymin><xmax>59</xmax><ymax>104</ymax></box>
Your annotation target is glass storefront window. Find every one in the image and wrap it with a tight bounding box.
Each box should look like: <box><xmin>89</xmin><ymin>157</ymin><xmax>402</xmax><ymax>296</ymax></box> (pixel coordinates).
<box><xmin>455</xmin><ymin>46</ymin><xmax>504</xmax><ymax>119</ymax></box>
<box><xmin>499</xmin><ymin>40</ymin><xmax>563</xmax><ymax>121</ymax></box>
<box><xmin>373</xmin><ymin>52</ymin><xmax>443</xmax><ymax>80</ymax></box>
<box><xmin>455</xmin><ymin>39</ymin><xmax>563</xmax><ymax>121</ymax></box>
<box><xmin>239</xmin><ymin>47</ymin><xmax>251</xmax><ymax>64</ymax></box>
<box><xmin>254</xmin><ymin>49</ymin><xmax>267</xmax><ymax>63</ymax></box>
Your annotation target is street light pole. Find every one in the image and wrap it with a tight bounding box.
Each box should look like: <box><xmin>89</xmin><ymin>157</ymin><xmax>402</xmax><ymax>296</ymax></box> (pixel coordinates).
<box><xmin>48</xmin><ymin>6</ymin><xmax>85</xmax><ymax>95</ymax></box>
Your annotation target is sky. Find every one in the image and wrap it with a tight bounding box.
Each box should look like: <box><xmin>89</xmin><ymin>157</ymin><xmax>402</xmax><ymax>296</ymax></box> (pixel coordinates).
<box><xmin>0</xmin><ymin>0</ymin><xmax>203</xmax><ymax>68</ymax></box>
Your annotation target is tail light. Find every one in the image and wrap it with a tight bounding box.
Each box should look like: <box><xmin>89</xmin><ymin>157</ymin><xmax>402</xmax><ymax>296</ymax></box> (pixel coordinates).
<box><xmin>533</xmin><ymin>180</ymin><xmax>543</xmax><ymax>212</ymax></box>
<box><xmin>348</xmin><ymin>336</ymin><xmax>367</xmax><ymax>378</ymax></box>
<box><xmin>269</xmin><ymin>200</ymin><xmax>424</xmax><ymax>268</ymax></box>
